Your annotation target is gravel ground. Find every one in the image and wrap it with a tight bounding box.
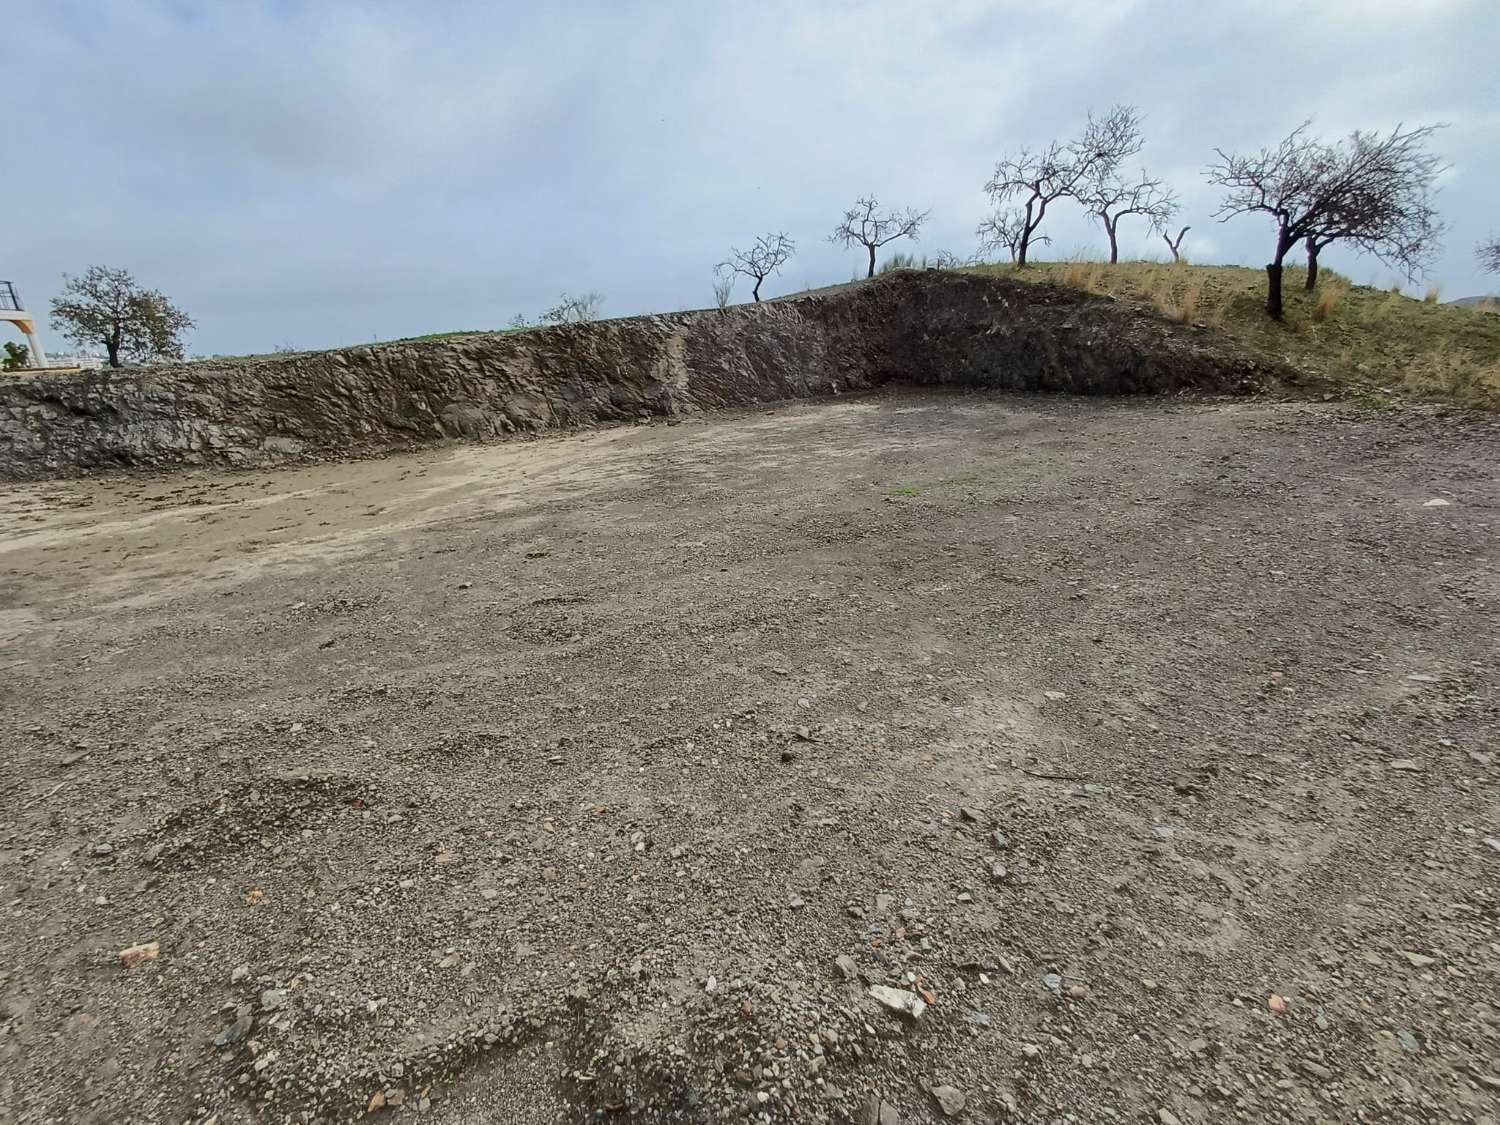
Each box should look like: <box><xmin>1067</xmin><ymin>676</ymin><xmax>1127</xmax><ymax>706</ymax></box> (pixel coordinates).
<box><xmin>1</xmin><ymin>390</ymin><xmax>1497</xmax><ymax>1125</ymax></box>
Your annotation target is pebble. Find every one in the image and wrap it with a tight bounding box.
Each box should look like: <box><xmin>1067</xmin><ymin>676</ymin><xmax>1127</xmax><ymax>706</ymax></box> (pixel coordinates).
<box><xmin>1158</xmin><ymin>1111</ymin><xmax>1182</xmax><ymax>1125</ymax></box>
<box><xmin>868</xmin><ymin>984</ymin><xmax>927</xmax><ymax>1021</ymax></box>
<box><xmin>260</xmin><ymin>988</ymin><xmax>289</xmax><ymax>1011</ymax></box>
<box><xmin>212</xmin><ymin>1014</ymin><xmax>253</xmax><ymax>1049</ymax></box>
<box><xmin>931</xmin><ymin>1085</ymin><xmax>966</xmax><ymax>1116</ymax></box>
<box><xmin>119</xmin><ymin>941</ymin><xmax>159</xmax><ymax>970</ymax></box>
<box><xmin>1300</xmin><ymin>1058</ymin><xmax>1334</xmax><ymax>1081</ymax></box>
<box><xmin>1401</xmin><ymin>951</ymin><xmax>1437</xmax><ymax>968</ymax></box>
<box><xmin>92</xmin><ymin>843</ymin><xmax>114</xmax><ymax>856</ymax></box>
<box><xmin>1387</xmin><ymin>759</ymin><xmax>1422</xmax><ymax>772</ymax></box>
<box><xmin>1041</xmin><ymin>973</ymin><xmax>1063</xmax><ymax>994</ymax></box>
<box><xmin>231</xmin><ymin>964</ymin><xmax>251</xmax><ymax>984</ymax></box>
<box><xmin>859</xmin><ymin>1095</ymin><xmax>901</xmax><ymax>1125</ymax></box>
<box><xmin>835</xmin><ymin>954</ymin><xmax>859</xmax><ymax>980</ymax></box>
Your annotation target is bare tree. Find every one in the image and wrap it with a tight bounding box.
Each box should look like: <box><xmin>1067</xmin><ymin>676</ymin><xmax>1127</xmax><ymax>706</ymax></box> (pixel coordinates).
<box><xmin>829</xmin><ymin>197</ymin><xmax>930</xmax><ymax>279</ymax></box>
<box><xmin>50</xmin><ymin>265</ymin><xmax>193</xmax><ymax>368</ymax></box>
<box><xmin>983</xmin><ymin>104</ymin><xmax>1144</xmax><ymax>267</ymax></box>
<box><xmin>1479</xmin><ymin>237</ymin><xmax>1500</xmax><ymax>275</ymax></box>
<box><xmin>1162</xmin><ymin>225</ymin><xmax>1190</xmax><ymax>262</ymax></box>
<box><xmin>540</xmin><ymin>292</ymin><xmax>604</xmax><ymax>324</ymax></box>
<box><xmin>976</xmin><ymin>209</ymin><xmax>1051</xmax><ymax>262</ymax></box>
<box><xmin>717</xmin><ymin>233</ymin><xmax>795</xmax><ymax>302</ymax></box>
<box><xmin>928</xmin><ymin>250</ymin><xmax>966</xmax><ymax>270</ymax></box>
<box><xmin>1208</xmin><ymin>122</ymin><xmax>1446</xmax><ymax>317</ymax></box>
<box><xmin>1082</xmin><ymin>167</ymin><xmax>1178</xmax><ymax>264</ymax></box>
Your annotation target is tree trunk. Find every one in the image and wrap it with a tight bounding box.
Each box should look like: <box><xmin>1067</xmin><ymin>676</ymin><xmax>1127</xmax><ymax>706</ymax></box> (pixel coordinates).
<box><xmin>866</xmin><ymin>244</ymin><xmax>876</xmax><ymax>279</ymax></box>
<box><xmin>1304</xmin><ymin>241</ymin><xmax>1320</xmax><ymax>291</ymax></box>
<box><xmin>752</xmin><ymin>277</ymin><xmax>762</xmax><ymax>302</ymax></box>
<box><xmin>1016</xmin><ymin>234</ymin><xmax>1029</xmax><ymax>268</ymax></box>
<box><xmin>106</xmin><ymin>327</ymin><xmax>122</xmax><ymax>368</ymax></box>
<box><xmin>1265</xmin><ymin>261</ymin><xmax>1285</xmax><ymax>320</ymax></box>
<box><xmin>1106</xmin><ymin>218</ymin><xmax>1119</xmax><ymax>265</ymax></box>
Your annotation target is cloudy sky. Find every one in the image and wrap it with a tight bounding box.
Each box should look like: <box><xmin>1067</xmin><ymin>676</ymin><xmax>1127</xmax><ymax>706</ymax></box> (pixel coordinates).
<box><xmin>9</xmin><ymin>0</ymin><xmax>1498</xmax><ymax>355</ymax></box>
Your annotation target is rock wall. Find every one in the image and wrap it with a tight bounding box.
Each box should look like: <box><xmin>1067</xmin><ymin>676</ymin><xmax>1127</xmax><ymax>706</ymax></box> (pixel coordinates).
<box><xmin>0</xmin><ymin>272</ymin><xmax>1275</xmax><ymax>480</ymax></box>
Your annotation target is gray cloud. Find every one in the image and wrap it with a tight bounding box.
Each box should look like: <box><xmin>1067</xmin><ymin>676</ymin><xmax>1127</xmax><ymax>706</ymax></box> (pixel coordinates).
<box><xmin>10</xmin><ymin>0</ymin><xmax>1497</xmax><ymax>355</ymax></box>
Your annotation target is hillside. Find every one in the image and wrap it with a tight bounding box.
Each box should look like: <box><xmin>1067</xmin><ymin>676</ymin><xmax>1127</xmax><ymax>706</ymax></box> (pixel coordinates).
<box><xmin>965</xmin><ymin>261</ymin><xmax>1500</xmax><ymax>409</ymax></box>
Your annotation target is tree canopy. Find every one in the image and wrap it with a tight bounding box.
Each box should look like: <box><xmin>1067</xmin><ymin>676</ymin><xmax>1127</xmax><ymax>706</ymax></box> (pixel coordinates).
<box><xmin>50</xmin><ymin>266</ymin><xmax>193</xmax><ymax>368</ymax></box>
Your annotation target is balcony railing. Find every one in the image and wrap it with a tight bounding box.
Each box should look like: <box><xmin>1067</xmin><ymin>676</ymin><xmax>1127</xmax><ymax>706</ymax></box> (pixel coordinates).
<box><xmin>0</xmin><ymin>281</ymin><xmax>23</xmax><ymax>313</ymax></box>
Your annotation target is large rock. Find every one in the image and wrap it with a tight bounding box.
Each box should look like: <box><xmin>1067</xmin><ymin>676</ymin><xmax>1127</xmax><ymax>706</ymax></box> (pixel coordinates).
<box><xmin>0</xmin><ymin>272</ymin><xmax>1273</xmax><ymax>480</ymax></box>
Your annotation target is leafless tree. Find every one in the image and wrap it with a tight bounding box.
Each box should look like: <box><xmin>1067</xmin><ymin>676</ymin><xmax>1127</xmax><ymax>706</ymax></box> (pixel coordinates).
<box><xmin>1081</xmin><ymin>167</ymin><xmax>1178</xmax><ymax>264</ymax></box>
<box><xmin>1208</xmin><ymin>122</ymin><xmax>1446</xmax><ymax>317</ymax></box>
<box><xmin>829</xmin><ymin>197</ymin><xmax>930</xmax><ymax>278</ymax></box>
<box><xmin>712</xmin><ymin>273</ymin><xmax>735</xmax><ymax>311</ymax></box>
<box><xmin>983</xmin><ymin>104</ymin><xmax>1145</xmax><ymax>267</ymax></box>
<box><xmin>976</xmin><ymin>209</ymin><xmax>1051</xmax><ymax>262</ymax></box>
<box><xmin>928</xmin><ymin>249</ymin><xmax>966</xmax><ymax>270</ymax></box>
<box><xmin>1479</xmin><ymin>237</ymin><xmax>1500</xmax><ymax>275</ymax></box>
<box><xmin>540</xmin><ymin>292</ymin><xmax>604</xmax><ymax>324</ymax></box>
<box><xmin>717</xmin><ymin>233</ymin><xmax>795</xmax><ymax>302</ymax></box>
<box><xmin>1162</xmin><ymin>225</ymin><xmax>1190</xmax><ymax>262</ymax></box>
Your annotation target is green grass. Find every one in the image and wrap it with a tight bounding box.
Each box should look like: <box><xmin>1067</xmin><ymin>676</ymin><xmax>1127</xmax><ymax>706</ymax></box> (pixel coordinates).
<box><xmin>961</xmin><ymin>260</ymin><xmax>1500</xmax><ymax>409</ymax></box>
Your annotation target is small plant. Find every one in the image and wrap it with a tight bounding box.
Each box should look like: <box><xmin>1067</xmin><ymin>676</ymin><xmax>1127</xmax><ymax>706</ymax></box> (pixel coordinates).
<box><xmin>540</xmin><ymin>292</ymin><xmax>604</xmax><ymax>324</ymax></box>
<box><xmin>1423</xmin><ymin>285</ymin><xmax>1441</xmax><ymax>304</ymax></box>
<box><xmin>712</xmin><ymin>273</ymin><xmax>734</xmax><ymax>310</ymax></box>
<box><xmin>2</xmin><ymin>340</ymin><xmax>30</xmax><ymax>371</ymax></box>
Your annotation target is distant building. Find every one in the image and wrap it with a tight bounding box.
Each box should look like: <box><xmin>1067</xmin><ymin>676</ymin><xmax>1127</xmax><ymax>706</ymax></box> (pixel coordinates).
<box><xmin>47</xmin><ymin>353</ymin><xmax>105</xmax><ymax>371</ymax></box>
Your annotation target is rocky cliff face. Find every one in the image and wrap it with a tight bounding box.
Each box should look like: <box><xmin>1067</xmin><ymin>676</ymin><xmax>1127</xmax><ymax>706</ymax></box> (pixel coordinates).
<box><xmin>0</xmin><ymin>272</ymin><xmax>1273</xmax><ymax>480</ymax></box>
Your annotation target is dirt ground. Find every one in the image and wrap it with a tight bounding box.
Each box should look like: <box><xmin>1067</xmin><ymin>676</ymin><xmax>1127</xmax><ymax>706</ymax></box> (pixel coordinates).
<box><xmin>1</xmin><ymin>390</ymin><xmax>1497</xmax><ymax>1125</ymax></box>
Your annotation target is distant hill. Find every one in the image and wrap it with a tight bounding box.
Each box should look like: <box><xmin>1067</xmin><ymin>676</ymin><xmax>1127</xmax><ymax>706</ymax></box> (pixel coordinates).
<box><xmin>1449</xmin><ymin>295</ymin><xmax>1499</xmax><ymax>312</ymax></box>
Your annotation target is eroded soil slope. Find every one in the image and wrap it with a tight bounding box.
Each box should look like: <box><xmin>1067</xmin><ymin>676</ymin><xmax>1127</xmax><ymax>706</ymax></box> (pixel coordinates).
<box><xmin>0</xmin><ymin>392</ymin><xmax>1496</xmax><ymax>1125</ymax></box>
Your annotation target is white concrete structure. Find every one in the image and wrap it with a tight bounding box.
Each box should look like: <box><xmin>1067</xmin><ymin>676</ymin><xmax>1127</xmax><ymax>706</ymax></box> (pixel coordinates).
<box><xmin>1</xmin><ymin>280</ymin><xmax>49</xmax><ymax>369</ymax></box>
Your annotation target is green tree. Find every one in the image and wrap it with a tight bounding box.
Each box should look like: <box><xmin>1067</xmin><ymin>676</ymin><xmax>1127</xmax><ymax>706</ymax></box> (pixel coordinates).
<box><xmin>1</xmin><ymin>341</ymin><xmax>29</xmax><ymax>371</ymax></box>
<box><xmin>50</xmin><ymin>266</ymin><xmax>194</xmax><ymax>368</ymax></box>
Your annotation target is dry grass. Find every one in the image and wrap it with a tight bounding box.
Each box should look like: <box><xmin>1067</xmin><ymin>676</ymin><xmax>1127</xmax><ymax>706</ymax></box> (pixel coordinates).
<box><xmin>1312</xmin><ymin>281</ymin><xmax>1348</xmax><ymax>323</ymax></box>
<box><xmin>964</xmin><ymin>259</ymin><xmax>1500</xmax><ymax>409</ymax></box>
<box><xmin>1424</xmin><ymin>286</ymin><xmax>1442</xmax><ymax>304</ymax></box>
<box><xmin>1152</xmin><ymin>272</ymin><xmax>1205</xmax><ymax>324</ymax></box>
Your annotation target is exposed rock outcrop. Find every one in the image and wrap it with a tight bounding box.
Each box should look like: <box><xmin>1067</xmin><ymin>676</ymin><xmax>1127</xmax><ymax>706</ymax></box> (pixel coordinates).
<box><xmin>0</xmin><ymin>272</ymin><xmax>1275</xmax><ymax>480</ymax></box>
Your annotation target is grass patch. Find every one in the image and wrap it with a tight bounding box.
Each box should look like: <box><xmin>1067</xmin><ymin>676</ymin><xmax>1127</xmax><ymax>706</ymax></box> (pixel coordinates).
<box><xmin>961</xmin><ymin>260</ymin><xmax>1500</xmax><ymax>409</ymax></box>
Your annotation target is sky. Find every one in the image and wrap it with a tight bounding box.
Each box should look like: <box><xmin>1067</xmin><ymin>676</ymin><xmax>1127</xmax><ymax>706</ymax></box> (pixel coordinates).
<box><xmin>7</xmin><ymin>0</ymin><xmax>1498</xmax><ymax>356</ymax></box>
